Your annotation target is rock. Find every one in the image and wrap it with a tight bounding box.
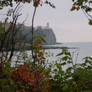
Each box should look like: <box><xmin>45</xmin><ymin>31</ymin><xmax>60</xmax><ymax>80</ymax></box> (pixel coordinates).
<box><xmin>16</xmin><ymin>25</ymin><xmax>56</xmax><ymax>45</ymax></box>
<box><xmin>0</xmin><ymin>23</ymin><xmax>57</xmax><ymax>50</ymax></box>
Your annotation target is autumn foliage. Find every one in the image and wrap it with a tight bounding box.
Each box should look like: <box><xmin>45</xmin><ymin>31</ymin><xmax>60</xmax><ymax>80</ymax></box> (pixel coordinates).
<box><xmin>11</xmin><ymin>62</ymin><xmax>49</xmax><ymax>92</ymax></box>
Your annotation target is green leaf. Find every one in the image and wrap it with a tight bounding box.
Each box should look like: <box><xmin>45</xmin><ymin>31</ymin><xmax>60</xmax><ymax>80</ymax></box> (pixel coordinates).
<box><xmin>56</xmin><ymin>52</ymin><xmax>63</xmax><ymax>56</ymax></box>
<box><xmin>67</xmin><ymin>61</ymin><xmax>72</xmax><ymax>64</ymax></box>
<box><xmin>71</xmin><ymin>6</ymin><xmax>76</xmax><ymax>11</ymax></box>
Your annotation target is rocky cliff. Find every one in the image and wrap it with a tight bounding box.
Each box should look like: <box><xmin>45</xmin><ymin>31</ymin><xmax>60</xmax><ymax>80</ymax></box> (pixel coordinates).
<box><xmin>16</xmin><ymin>25</ymin><xmax>56</xmax><ymax>45</ymax></box>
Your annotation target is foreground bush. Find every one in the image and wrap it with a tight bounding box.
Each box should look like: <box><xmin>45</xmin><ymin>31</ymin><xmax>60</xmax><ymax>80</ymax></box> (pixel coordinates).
<box><xmin>0</xmin><ymin>49</ymin><xmax>92</xmax><ymax>92</ymax></box>
<box><xmin>0</xmin><ymin>61</ymin><xmax>49</xmax><ymax>92</ymax></box>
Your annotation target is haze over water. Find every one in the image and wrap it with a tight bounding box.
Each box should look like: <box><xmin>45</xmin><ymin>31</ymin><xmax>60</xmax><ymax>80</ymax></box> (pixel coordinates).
<box><xmin>61</xmin><ymin>42</ymin><xmax>92</xmax><ymax>63</ymax></box>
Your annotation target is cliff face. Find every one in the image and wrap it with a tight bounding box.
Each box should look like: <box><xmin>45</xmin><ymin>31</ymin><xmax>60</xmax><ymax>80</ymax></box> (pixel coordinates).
<box><xmin>34</xmin><ymin>26</ymin><xmax>56</xmax><ymax>45</ymax></box>
<box><xmin>0</xmin><ymin>23</ymin><xmax>57</xmax><ymax>50</ymax></box>
<box><xmin>16</xmin><ymin>25</ymin><xmax>56</xmax><ymax>45</ymax></box>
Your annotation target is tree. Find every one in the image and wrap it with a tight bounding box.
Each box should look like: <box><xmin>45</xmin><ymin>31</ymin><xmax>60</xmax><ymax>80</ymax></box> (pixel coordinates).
<box><xmin>71</xmin><ymin>0</ymin><xmax>92</xmax><ymax>25</ymax></box>
<box><xmin>0</xmin><ymin>1</ymin><xmax>55</xmax><ymax>92</ymax></box>
<box><xmin>0</xmin><ymin>3</ymin><xmax>22</xmax><ymax>62</ymax></box>
<box><xmin>0</xmin><ymin>0</ymin><xmax>31</xmax><ymax>8</ymax></box>
<box><xmin>0</xmin><ymin>0</ymin><xmax>55</xmax><ymax>60</ymax></box>
<box><xmin>0</xmin><ymin>0</ymin><xmax>55</xmax><ymax>9</ymax></box>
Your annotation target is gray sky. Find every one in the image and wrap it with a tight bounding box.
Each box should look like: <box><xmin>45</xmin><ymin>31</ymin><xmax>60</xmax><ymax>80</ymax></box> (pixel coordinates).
<box><xmin>1</xmin><ymin>0</ymin><xmax>92</xmax><ymax>42</ymax></box>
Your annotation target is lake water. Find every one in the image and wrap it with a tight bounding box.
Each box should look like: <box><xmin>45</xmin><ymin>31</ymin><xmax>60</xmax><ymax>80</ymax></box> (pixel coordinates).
<box><xmin>44</xmin><ymin>42</ymin><xmax>92</xmax><ymax>64</ymax></box>
<box><xmin>62</xmin><ymin>42</ymin><xmax>92</xmax><ymax>61</ymax></box>
<box><xmin>11</xmin><ymin>42</ymin><xmax>92</xmax><ymax>66</ymax></box>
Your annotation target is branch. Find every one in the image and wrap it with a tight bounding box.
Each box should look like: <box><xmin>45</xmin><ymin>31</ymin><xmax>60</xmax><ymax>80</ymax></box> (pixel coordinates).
<box><xmin>31</xmin><ymin>7</ymin><xmax>37</xmax><ymax>64</ymax></box>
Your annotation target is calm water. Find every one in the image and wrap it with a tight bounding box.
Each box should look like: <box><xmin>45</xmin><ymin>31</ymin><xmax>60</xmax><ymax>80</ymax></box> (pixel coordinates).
<box><xmin>60</xmin><ymin>42</ymin><xmax>92</xmax><ymax>62</ymax></box>
<box><xmin>44</xmin><ymin>42</ymin><xmax>92</xmax><ymax>64</ymax></box>
<box><xmin>11</xmin><ymin>42</ymin><xmax>92</xmax><ymax>66</ymax></box>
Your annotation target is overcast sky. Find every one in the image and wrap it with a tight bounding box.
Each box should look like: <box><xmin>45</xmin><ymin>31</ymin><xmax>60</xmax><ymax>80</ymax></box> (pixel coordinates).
<box><xmin>1</xmin><ymin>0</ymin><xmax>92</xmax><ymax>43</ymax></box>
